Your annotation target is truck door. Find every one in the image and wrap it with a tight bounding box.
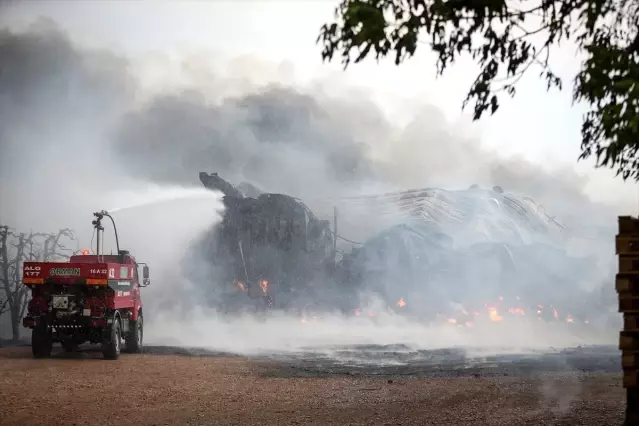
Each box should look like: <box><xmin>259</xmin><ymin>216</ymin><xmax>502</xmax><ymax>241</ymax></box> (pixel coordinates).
<box><xmin>111</xmin><ymin>265</ymin><xmax>135</xmax><ymax>311</ymax></box>
<box><xmin>132</xmin><ymin>264</ymin><xmax>141</xmax><ymax>308</ymax></box>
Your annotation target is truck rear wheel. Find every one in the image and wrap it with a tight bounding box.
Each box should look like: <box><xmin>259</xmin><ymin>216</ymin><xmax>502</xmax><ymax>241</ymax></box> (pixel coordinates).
<box><xmin>102</xmin><ymin>318</ymin><xmax>121</xmax><ymax>360</ymax></box>
<box><xmin>32</xmin><ymin>321</ymin><xmax>52</xmax><ymax>358</ymax></box>
<box><xmin>62</xmin><ymin>341</ymin><xmax>76</xmax><ymax>353</ymax></box>
<box><xmin>125</xmin><ymin>315</ymin><xmax>143</xmax><ymax>353</ymax></box>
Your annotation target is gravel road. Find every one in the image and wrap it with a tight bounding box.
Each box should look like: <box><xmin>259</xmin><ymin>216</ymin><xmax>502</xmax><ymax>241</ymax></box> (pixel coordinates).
<box><xmin>0</xmin><ymin>345</ymin><xmax>625</xmax><ymax>426</ymax></box>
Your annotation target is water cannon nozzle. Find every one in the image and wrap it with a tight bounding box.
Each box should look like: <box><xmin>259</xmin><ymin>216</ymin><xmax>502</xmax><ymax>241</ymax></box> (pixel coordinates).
<box><xmin>93</xmin><ymin>210</ymin><xmax>109</xmax><ymax>219</ymax></box>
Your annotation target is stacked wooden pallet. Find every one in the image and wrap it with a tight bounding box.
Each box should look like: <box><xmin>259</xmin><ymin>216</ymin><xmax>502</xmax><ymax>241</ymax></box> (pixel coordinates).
<box><xmin>617</xmin><ymin>216</ymin><xmax>639</xmax><ymax>425</ymax></box>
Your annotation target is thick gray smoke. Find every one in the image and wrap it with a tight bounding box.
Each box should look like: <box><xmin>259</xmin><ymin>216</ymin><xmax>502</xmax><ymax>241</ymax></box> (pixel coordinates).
<box><xmin>114</xmin><ymin>88</ymin><xmax>377</xmax><ymax>195</ymax></box>
<box><xmin>0</xmin><ymin>19</ymin><xmax>135</xmax><ymax>231</ymax></box>
<box><xmin>0</xmin><ymin>20</ymin><xmax>619</xmax><ymax>348</ymax></box>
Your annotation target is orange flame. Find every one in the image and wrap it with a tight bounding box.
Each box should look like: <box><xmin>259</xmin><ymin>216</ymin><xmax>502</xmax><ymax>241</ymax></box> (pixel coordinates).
<box><xmin>487</xmin><ymin>306</ymin><xmax>504</xmax><ymax>322</ymax></box>
<box><xmin>508</xmin><ymin>307</ymin><xmax>525</xmax><ymax>316</ymax></box>
<box><xmin>259</xmin><ymin>279</ymin><xmax>268</xmax><ymax>294</ymax></box>
<box><xmin>235</xmin><ymin>280</ymin><xmax>246</xmax><ymax>292</ymax></box>
<box><xmin>397</xmin><ymin>298</ymin><xmax>406</xmax><ymax>308</ymax></box>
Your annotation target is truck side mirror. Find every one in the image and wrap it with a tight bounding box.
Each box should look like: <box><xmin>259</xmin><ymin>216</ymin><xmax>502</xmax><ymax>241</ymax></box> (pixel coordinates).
<box><xmin>143</xmin><ymin>265</ymin><xmax>150</xmax><ymax>279</ymax></box>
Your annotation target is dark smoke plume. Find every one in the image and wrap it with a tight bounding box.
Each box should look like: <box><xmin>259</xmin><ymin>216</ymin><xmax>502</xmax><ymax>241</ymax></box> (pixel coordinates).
<box><xmin>0</xmin><ymin>19</ymin><xmax>134</xmax><ymax>230</ymax></box>
<box><xmin>0</xmin><ymin>20</ymin><xmax>614</xmax><ymax>222</ymax></box>
<box><xmin>114</xmin><ymin>86</ymin><xmax>378</xmax><ymax>198</ymax></box>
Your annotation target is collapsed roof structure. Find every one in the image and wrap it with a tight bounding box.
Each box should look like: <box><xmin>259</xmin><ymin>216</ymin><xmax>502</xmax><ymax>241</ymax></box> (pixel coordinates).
<box><xmin>329</xmin><ymin>184</ymin><xmax>565</xmax><ymax>249</ymax></box>
<box><xmin>331</xmin><ymin>185</ymin><xmax>604</xmax><ymax>321</ymax></box>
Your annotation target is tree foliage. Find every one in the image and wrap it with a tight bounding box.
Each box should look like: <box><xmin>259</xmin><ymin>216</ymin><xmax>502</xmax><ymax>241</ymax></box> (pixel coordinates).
<box><xmin>318</xmin><ymin>0</ymin><xmax>639</xmax><ymax>180</ymax></box>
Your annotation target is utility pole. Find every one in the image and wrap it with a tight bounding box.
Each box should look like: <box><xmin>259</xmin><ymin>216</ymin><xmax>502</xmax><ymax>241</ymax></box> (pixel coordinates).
<box><xmin>333</xmin><ymin>206</ymin><xmax>338</xmax><ymax>267</ymax></box>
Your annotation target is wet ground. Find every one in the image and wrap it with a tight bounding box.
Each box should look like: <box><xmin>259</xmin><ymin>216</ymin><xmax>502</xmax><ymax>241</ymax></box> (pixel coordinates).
<box><xmin>3</xmin><ymin>337</ymin><xmax>620</xmax><ymax>379</ymax></box>
<box><xmin>142</xmin><ymin>344</ymin><xmax>621</xmax><ymax>379</ymax></box>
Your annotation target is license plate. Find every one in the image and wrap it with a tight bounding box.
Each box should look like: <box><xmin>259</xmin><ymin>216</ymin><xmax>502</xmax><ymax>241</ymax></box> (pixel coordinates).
<box><xmin>52</xmin><ymin>296</ymin><xmax>69</xmax><ymax>309</ymax></box>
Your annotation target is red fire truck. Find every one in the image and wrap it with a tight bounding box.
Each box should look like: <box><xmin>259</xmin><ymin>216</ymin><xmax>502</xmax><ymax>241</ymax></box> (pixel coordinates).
<box><xmin>22</xmin><ymin>210</ymin><xmax>150</xmax><ymax>360</ymax></box>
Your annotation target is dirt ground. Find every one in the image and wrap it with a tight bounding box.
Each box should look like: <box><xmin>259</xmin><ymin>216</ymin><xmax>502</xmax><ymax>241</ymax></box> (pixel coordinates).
<box><xmin>0</xmin><ymin>347</ymin><xmax>625</xmax><ymax>426</ymax></box>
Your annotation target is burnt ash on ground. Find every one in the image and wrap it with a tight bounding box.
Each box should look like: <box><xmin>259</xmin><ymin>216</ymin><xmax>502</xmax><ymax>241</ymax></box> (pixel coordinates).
<box><xmin>142</xmin><ymin>344</ymin><xmax>621</xmax><ymax>379</ymax></box>
<box><xmin>6</xmin><ymin>339</ymin><xmax>620</xmax><ymax>379</ymax></box>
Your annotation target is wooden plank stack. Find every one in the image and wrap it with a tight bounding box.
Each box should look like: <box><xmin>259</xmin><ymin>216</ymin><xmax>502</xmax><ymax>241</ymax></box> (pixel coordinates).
<box><xmin>617</xmin><ymin>216</ymin><xmax>639</xmax><ymax>425</ymax></box>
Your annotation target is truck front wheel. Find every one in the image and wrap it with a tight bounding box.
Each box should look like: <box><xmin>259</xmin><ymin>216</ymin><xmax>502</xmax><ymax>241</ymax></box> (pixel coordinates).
<box><xmin>32</xmin><ymin>321</ymin><xmax>52</xmax><ymax>358</ymax></box>
<box><xmin>125</xmin><ymin>315</ymin><xmax>143</xmax><ymax>353</ymax></box>
<box><xmin>102</xmin><ymin>318</ymin><xmax>121</xmax><ymax>360</ymax></box>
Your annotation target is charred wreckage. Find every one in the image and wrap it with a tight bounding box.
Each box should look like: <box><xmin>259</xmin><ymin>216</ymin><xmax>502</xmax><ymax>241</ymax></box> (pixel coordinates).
<box><xmin>188</xmin><ymin>173</ymin><xmax>606</xmax><ymax>325</ymax></box>
<box><xmin>189</xmin><ymin>172</ymin><xmax>336</xmax><ymax>315</ymax></box>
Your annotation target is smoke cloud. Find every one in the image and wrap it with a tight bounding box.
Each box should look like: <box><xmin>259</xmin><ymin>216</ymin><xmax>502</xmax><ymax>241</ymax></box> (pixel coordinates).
<box><xmin>0</xmin><ymin>20</ymin><xmax>619</xmax><ymax>350</ymax></box>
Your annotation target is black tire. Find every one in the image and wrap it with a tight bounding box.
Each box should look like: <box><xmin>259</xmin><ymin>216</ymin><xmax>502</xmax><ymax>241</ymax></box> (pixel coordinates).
<box><xmin>125</xmin><ymin>315</ymin><xmax>143</xmax><ymax>353</ymax></box>
<box><xmin>62</xmin><ymin>341</ymin><xmax>75</xmax><ymax>353</ymax></box>
<box><xmin>102</xmin><ymin>317</ymin><xmax>121</xmax><ymax>360</ymax></box>
<box><xmin>32</xmin><ymin>321</ymin><xmax>52</xmax><ymax>358</ymax></box>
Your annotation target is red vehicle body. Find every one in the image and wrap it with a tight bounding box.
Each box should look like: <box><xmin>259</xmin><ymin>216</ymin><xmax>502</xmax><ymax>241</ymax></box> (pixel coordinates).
<box><xmin>22</xmin><ymin>211</ymin><xmax>150</xmax><ymax>359</ymax></box>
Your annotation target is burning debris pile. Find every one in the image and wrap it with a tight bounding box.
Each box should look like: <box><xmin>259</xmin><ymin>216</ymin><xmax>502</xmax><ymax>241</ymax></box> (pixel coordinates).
<box><xmin>187</xmin><ymin>175</ymin><xmax>613</xmax><ymax>328</ymax></box>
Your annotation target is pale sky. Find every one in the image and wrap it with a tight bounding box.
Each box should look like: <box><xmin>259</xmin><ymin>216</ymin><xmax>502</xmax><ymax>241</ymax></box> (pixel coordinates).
<box><xmin>2</xmin><ymin>0</ymin><xmax>635</xmax><ymax>211</ymax></box>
